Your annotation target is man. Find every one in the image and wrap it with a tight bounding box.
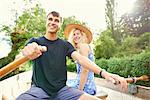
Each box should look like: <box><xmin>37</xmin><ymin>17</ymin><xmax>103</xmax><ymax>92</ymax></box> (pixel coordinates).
<box><xmin>17</xmin><ymin>11</ymin><xmax>127</xmax><ymax>100</ymax></box>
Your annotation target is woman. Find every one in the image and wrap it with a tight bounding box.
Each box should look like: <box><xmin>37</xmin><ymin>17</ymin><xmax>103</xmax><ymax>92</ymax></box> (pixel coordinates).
<box><xmin>65</xmin><ymin>24</ymin><xmax>97</xmax><ymax>95</ymax></box>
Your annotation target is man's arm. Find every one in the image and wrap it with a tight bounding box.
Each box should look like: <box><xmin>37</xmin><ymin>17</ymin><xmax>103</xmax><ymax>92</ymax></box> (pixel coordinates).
<box><xmin>71</xmin><ymin>51</ymin><xmax>128</xmax><ymax>90</ymax></box>
<box><xmin>0</xmin><ymin>42</ymin><xmax>47</xmax><ymax>78</ymax></box>
<box><xmin>71</xmin><ymin>51</ymin><xmax>102</xmax><ymax>75</ymax></box>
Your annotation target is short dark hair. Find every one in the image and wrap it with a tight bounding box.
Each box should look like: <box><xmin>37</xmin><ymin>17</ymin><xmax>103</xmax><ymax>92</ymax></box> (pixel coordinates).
<box><xmin>47</xmin><ymin>11</ymin><xmax>60</xmax><ymax>17</ymax></box>
<box><xmin>47</xmin><ymin>11</ymin><xmax>62</xmax><ymax>22</ymax></box>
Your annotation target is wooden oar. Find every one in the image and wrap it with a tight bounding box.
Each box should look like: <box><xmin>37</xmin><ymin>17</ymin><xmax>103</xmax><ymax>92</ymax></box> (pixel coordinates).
<box><xmin>0</xmin><ymin>46</ymin><xmax>47</xmax><ymax>78</ymax></box>
<box><xmin>113</xmin><ymin>75</ymin><xmax>149</xmax><ymax>85</ymax></box>
<box><xmin>125</xmin><ymin>75</ymin><xmax>149</xmax><ymax>83</ymax></box>
<box><xmin>0</xmin><ymin>56</ymin><xmax>29</xmax><ymax>78</ymax></box>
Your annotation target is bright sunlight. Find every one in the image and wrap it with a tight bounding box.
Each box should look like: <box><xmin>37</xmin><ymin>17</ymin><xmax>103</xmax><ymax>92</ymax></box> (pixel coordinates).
<box><xmin>117</xmin><ymin>0</ymin><xmax>136</xmax><ymax>16</ymax></box>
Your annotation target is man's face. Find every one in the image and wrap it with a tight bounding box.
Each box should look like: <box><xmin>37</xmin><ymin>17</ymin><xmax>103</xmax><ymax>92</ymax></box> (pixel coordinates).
<box><xmin>46</xmin><ymin>14</ymin><xmax>61</xmax><ymax>33</ymax></box>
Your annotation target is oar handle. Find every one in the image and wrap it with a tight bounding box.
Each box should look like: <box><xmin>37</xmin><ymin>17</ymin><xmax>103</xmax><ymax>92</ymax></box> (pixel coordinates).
<box><xmin>0</xmin><ymin>45</ymin><xmax>47</xmax><ymax>78</ymax></box>
<box><xmin>0</xmin><ymin>56</ymin><xmax>29</xmax><ymax>78</ymax></box>
<box><xmin>125</xmin><ymin>77</ymin><xmax>137</xmax><ymax>83</ymax></box>
<box><xmin>114</xmin><ymin>75</ymin><xmax>149</xmax><ymax>85</ymax></box>
<box><xmin>125</xmin><ymin>75</ymin><xmax>149</xmax><ymax>83</ymax></box>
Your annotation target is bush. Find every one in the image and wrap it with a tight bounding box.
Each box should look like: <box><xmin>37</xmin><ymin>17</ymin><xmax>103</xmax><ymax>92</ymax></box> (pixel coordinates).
<box><xmin>95</xmin><ymin>58</ymin><xmax>108</xmax><ymax>70</ymax></box>
<box><xmin>94</xmin><ymin>36</ymin><xmax>117</xmax><ymax>59</ymax></box>
<box><xmin>95</xmin><ymin>52</ymin><xmax>150</xmax><ymax>86</ymax></box>
<box><xmin>67</xmin><ymin>58</ymin><xmax>76</xmax><ymax>72</ymax></box>
<box><xmin>131</xmin><ymin>52</ymin><xmax>150</xmax><ymax>76</ymax></box>
<box><xmin>137</xmin><ymin>32</ymin><xmax>150</xmax><ymax>51</ymax></box>
<box><xmin>116</xmin><ymin>36</ymin><xmax>141</xmax><ymax>57</ymax></box>
<box><xmin>107</xmin><ymin>58</ymin><xmax>122</xmax><ymax>75</ymax></box>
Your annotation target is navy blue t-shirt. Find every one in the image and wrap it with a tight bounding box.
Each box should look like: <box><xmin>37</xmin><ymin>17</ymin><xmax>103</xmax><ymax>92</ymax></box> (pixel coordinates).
<box><xmin>27</xmin><ymin>36</ymin><xmax>75</xmax><ymax>96</ymax></box>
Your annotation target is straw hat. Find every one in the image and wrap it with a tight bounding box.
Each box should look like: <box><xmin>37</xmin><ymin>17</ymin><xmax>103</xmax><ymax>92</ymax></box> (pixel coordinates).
<box><xmin>64</xmin><ymin>24</ymin><xmax>93</xmax><ymax>44</ymax></box>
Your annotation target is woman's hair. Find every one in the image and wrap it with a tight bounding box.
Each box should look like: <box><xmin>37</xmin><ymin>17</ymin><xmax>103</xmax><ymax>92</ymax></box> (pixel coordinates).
<box><xmin>68</xmin><ymin>28</ymin><xmax>88</xmax><ymax>49</ymax></box>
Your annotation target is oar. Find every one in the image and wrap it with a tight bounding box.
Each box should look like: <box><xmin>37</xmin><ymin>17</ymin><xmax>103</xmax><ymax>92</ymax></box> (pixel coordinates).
<box><xmin>0</xmin><ymin>56</ymin><xmax>29</xmax><ymax>78</ymax></box>
<box><xmin>113</xmin><ymin>75</ymin><xmax>149</xmax><ymax>85</ymax></box>
<box><xmin>0</xmin><ymin>46</ymin><xmax>47</xmax><ymax>78</ymax></box>
<box><xmin>125</xmin><ymin>75</ymin><xmax>149</xmax><ymax>83</ymax></box>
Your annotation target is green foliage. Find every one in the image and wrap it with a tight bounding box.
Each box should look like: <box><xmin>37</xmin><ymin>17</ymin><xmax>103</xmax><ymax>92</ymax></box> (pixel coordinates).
<box><xmin>0</xmin><ymin>4</ymin><xmax>46</xmax><ymax>79</ymax></box>
<box><xmin>15</xmin><ymin>4</ymin><xmax>46</xmax><ymax>36</ymax></box>
<box><xmin>118</xmin><ymin>58</ymin><xmax>133</xmax><ymax>77</ymax></box>
<box><xmin>94</xmin><ymin>30</ymin><xmax>117</xmax><ymax>59</ymax></box>
<box><xmin>107</xmin><ymin>57</ymin><xmax>122</xmax><ymax>75</ymax></box>
<box><xmin>19</xmin><ymin>61</ymin><xmax>32</xmax><ymax>72</ymax></box>
<box><xmin>95</xmin><ymin>52</ymin><xmax>150</xmax><ymax>86</ymax></box>
<box><xmin>137</xmin><ymin>32</ymin><xmax>150</xmax><ymax>51</ymax></box>
<box><xmin>115</xmin><ymin>33</ymin><xmax>150</xmax><ymax>57</ymax></box>
<box><xmin>66</xmin><ymin>58</ymin><xmax>76</xmax><ymax>72</ymax></box>
<box><xmin>121</xmin><ymin>36</ymin><xmax>138</xmax><ymax>51</ymax></box>
<box><xmin>0</xmin><ymin>25</ymin><xmax>12</xmax><ymax>33</ymax></box>
<box><xmin>95</xmin><ymin>58</ymin><xmax>108</xmax><ymax>70</ymax></box>
<box><xmin>131</xmin><ymin>52</ymin><xmax>150</xmax><ymax>76</ymax></box>
<box><xmin>116</xmin><ymin>36</ymin><xmax>141</xmax><ymax>57</ymax></box>
<box><xmin>107</xmin><ymin>57</ymin><xmax>133</xmax><ymax>77</ymax></box>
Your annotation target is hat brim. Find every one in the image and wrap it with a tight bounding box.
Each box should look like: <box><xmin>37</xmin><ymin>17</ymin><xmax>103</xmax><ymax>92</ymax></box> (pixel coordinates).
<box><xmin>64</xmin><ymin>24</ymin><xmax>93</xmax><ymax>44</ymax></box>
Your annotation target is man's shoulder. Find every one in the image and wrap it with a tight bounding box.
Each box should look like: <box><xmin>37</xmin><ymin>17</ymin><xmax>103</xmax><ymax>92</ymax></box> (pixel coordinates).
<box><xmin>58</xmin><ymin>38</ymin><xmax>67</xmax><ymax>42</ymax></box>
<box><xmin>58</xmin><ymin>38</ymin><xmax>69</xmax><ymax>44</ymax></box>
<box><xmin>30</xmin><ymin>36</ymin><xmax>43</xmax><ymax>41</ymax></box>
<box><xmin>36</xmin><ymin>36</ymin><xmax>44</xmax><ymax>40</ymax></box>
<box><xmin>27</xmin><ymin>36</ymin><xmax>44</xmax><ymax>45</ymax></box>
<box><xmin>58</xmin><ymin>38</ymin><xmax>75</xmax><ymax>50</ymax></box>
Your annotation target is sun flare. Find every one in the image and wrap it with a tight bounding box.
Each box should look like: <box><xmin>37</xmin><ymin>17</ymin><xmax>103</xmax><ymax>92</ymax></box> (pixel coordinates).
<box><xmin>116</xmin><ymin>0</ymin><xmax>136</xmax><ymax>16</ymax></box>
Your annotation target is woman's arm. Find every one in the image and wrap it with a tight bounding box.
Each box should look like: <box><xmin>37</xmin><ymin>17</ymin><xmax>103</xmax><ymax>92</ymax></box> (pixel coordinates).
<box><xmin>78</xmin><ymin>44</ymin><xmax>90</xmax><ymax>91</ymax></box>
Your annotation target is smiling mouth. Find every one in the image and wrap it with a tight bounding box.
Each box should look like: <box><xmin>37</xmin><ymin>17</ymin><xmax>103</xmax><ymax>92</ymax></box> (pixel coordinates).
<box><xmin>74</xmin><ymin>37</ymin><xmax>80</xmax><ymax>40</ymax></box>
<box><xmin>48</xmin><ymin>26</ymin><xmax>57</xmax><ymax>31</ymax></box>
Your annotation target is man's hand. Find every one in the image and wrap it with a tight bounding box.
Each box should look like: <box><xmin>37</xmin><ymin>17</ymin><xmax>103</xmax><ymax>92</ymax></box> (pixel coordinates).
<box><xmin>22</xmin><ymin>42</ymin><xmax>47</xmax><ymax>60</ymax></box>
<box><xmin>102</xmin><ymin>71</ymin><xmax>128</xmax><ymax>91</ymax></box>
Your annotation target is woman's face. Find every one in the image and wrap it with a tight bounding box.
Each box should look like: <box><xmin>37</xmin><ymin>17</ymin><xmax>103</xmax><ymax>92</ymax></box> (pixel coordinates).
<box><xmin>73</xmin><ymin>29</ymin><xmax>82</xmax><ymax>44</ymax></box>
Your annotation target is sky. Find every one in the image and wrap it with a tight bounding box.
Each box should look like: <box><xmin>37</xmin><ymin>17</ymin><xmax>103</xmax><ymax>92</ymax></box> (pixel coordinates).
<box><xmin>0</xmin><ymin>0</ymin><xmax>136</xmax><ymax>58</ymax></box>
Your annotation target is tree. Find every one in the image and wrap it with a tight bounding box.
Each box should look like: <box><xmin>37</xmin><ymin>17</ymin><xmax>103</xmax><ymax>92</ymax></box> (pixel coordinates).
<box><xmin>136</xmin><ymin>32</ymin><xmax>150</xmax><ymax>51</ymax></box>
<box><xmin>121</xmin><ymin>0</ymin><xmax>150</xmax><ymax>36</ymax></box>
<box><xmin>105</xmin><ymin>0</ymin><xmax>123</xmax><ymax>43</ymax></box>
<box><xmin>117</xmin><ymin>36</ymin><xmax>140</xmax><ymax>57</ymax></box>
<box><xmin>94</xmin><ymin>29</ymin><xmax>117</xmax><ymax>59</ymax></box>
<box><xmin>105</xmin><ymin>0</ymin><xmax>116</xmax><ymax>39</ymax></box>
<box><xmin>0</xmin><ymin>4</ymin><xmax>46</xmax><ymax>80</ymax></box>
